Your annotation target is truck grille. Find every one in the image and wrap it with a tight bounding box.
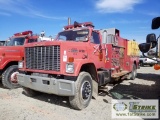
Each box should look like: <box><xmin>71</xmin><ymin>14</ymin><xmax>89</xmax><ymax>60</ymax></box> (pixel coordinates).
<box><xmin>25</xmin><ymin>46</ymin><xmax>60</xmax><ymax>71</ymax></box>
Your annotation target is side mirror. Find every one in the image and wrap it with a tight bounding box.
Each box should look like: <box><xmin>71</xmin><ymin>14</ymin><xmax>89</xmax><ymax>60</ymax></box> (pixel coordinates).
<box><xmin>146</xmin><ymin>33</ymin><xmax>157</xmax><ymax>48</ymax></box>
<box><xmin>152</xmin><ymin>17</ymin><xmax>160</xmax><ymax>29</ymax></box>
<box><xmin>139</xmin><ymin>43</ymin><xmax>151</xmax><ymax>53</ymax></box>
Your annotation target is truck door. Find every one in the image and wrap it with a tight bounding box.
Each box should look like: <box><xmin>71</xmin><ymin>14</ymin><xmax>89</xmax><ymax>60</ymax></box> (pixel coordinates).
<box><xmin>89</xmin><ymin>31</ymin><xmax>104</xmax><ymax>68</ymax></box>
<box><xmin>1</xmin><ymin>37</ymin><xmax>25</xmax><ymax>65</ymax></box>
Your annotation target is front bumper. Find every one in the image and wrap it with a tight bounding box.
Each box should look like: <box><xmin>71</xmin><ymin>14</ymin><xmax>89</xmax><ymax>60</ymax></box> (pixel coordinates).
<box><xmin>17</xmin><ymin>73</ymin><xmax>75</xmax><ymax>96</ymax></box>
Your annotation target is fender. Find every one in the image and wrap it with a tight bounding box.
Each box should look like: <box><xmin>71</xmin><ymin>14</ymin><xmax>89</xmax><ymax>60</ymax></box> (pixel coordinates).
<box><xmin>74</xmin><ymin>59</ymin><xmax>98</xmax><ymax>79</ymax></box>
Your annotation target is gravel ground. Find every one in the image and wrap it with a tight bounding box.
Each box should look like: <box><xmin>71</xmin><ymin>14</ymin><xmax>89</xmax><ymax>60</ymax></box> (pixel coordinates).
<box><xmin>0</xmin><ymin>66</ymin><xmax>160</xmax><ymax>120</ymax></box>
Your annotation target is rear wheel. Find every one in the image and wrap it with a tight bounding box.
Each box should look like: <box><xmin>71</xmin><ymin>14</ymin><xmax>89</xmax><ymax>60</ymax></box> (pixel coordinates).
<box><xmin>69</xmin><ymin>72</ymin><xmax>93</xmax><ymax>110</ymax></box>
<box><xmin>130</xmin><ymin>64</ymin><xmax>137</xmax><ymax>80</ymax></box>
<box><xmin>2</xmin><ymin>65</ymin><xmax>20</xmax><ymax>89</ymax></box>
<box><xmin>140</xmin><ymin>61</ymin><xmax>144</xmax><ymax>67</ymax></box>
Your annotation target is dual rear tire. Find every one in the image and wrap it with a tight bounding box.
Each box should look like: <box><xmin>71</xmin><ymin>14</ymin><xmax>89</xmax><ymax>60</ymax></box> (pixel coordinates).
<box><xmin>139</xmin><ymin>61</ymin><xmax>144</xmax><ymax>67</ymax></box>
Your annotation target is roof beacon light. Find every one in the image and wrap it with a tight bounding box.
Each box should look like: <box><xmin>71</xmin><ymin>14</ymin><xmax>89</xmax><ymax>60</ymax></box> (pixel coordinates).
<box><xmin>64</xmin><ymin>21</ymin><xmax>94</xmax><ymax>30</ymax></box>
<box><xmin>14</xmin><ymin>31</ymin><xmax>33</xmax><ymax>36</ymax></box>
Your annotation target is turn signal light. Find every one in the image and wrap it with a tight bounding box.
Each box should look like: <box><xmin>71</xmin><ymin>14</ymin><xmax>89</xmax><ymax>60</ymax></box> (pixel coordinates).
<box><xmin>68</xmin><ymin>57</ymin><xmax>74</xmax><ymax>62</ymax></box>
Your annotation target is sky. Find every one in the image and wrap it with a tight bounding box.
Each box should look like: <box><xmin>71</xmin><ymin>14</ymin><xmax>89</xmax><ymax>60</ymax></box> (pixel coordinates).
<box><xmin>0</xmin><ymin>0</ymin><xmax>160</xmax><ymax>44</ymax></box>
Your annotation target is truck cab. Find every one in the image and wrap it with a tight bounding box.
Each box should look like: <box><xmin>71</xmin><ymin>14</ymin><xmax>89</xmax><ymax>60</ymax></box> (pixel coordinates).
<box><xmin>17</xmin><ymin>21</ymin><xmax>139</xmax><ymax>110</ymax></box>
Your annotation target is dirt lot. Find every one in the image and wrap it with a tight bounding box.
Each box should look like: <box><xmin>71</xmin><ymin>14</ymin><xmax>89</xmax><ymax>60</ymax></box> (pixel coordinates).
<box><xmin>0</xmin><ymin>66</ymin><xmax>160</xmax><ymax>120</ymax></box>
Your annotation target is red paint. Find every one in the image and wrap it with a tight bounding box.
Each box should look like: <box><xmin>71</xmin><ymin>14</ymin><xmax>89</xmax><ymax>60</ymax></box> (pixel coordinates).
<box><xmin>21</xmin><ymin>22</ymin><xmax>139</xmax><ymax>79</ymax></box>
<box><xmin>0</xmin><ymin>31</ymin><xmax>38</xmax><ymax>70</ymax></box>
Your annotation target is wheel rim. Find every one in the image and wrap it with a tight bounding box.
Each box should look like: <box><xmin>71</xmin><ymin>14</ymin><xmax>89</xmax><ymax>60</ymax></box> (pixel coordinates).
<box><xmin>80</xmin><ymin>81</ymin><xmax>91</xmax><ymax>102</ymax></box>
<box><xmin>10</xmin><ymin>71</ymin><xmax>19</xmax><ymax>83</ymax></box>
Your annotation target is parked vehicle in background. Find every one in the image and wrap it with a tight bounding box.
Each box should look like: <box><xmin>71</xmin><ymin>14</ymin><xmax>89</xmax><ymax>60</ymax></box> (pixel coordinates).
<box><xmin>139</xmin><ymin>16</ymin><xmax>160</xmax><ymax>69</ymax></box>
<box><xmin>139</xmin><ymin>55</ymin><xmax>157</xmax><ymax>66</ymax></box>
<box><xmin>0</xmin><ymin>30</ymin><xmax>53</xmax><ymax>89</ymax></box>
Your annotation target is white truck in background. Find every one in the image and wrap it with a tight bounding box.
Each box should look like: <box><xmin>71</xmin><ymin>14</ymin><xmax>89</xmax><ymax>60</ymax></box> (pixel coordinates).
<box><xmin>139</xmin><ymin>56</ymin><xmax>157</xmax><ymax>66</ymax></box>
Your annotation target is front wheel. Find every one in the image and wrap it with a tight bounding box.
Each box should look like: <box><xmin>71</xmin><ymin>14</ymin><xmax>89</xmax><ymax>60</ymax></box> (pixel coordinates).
<box><xmin>69</xmin><ymin>72</ymin><xmax>93</xmax><ymax>110</ymax></box>
<box><xmin>2</xmin><ymin>65</ymin><xmax>20</xmax><ymax>89</ymax></box>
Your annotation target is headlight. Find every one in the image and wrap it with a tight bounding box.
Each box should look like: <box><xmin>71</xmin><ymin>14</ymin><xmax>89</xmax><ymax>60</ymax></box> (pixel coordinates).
<box><xmin>18</xmin><ymin>61</ymin><xmax>23</xmax><ymax>68</ymax></box>
<box><xmin>66</xmin><ymin>63</ymin><xmax>74</xmax><ymax>73</ymax></box>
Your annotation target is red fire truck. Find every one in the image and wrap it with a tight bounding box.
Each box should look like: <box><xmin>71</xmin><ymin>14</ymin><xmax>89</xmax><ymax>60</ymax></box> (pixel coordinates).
<box><xmin>0</xmin><ymin>31</ymin><xmax>38</xmax><ymax>89</ymax></box>
<box><xmin>0</xmin><ymin>31</ymin><xmax>53</xmax><ymax>89</ymax></box>
<box><xmin>17</xmin><ymin>22</ymin><xmax>139</xmax><ymax>110</ymax></box>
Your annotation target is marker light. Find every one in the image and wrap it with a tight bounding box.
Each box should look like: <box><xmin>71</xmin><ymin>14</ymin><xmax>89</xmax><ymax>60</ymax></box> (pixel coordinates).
<box><xmin>18</xmin><ymin>61</ymin><xmax>23</xmax><ymax>68</ymax></box>
<box><xmin>68</xmin><ymin>57</ymin><xmax>74</xmax><ymax>62</ymax></box>
<box><xmin>14</xmin><ymin>31</ymin><xmax>33</xmax><ymax>36</ymax></box>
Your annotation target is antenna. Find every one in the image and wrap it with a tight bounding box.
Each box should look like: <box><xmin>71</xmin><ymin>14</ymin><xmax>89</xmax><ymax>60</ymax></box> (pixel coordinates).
<box><xmin>68</xmin><ymin>17</ymin><xmax>71</xmax><ymax>25</ymax></box>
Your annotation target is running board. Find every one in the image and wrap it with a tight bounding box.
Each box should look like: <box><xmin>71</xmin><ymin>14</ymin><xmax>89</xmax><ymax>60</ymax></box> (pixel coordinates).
<box><xmin>111</xmin><ymin>71</ymin><xmax>130</xmax><ymax>78</ymax></box>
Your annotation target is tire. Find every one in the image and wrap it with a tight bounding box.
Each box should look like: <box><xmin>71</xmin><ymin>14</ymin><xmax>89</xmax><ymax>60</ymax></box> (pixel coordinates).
<box><xmin>140</xmin><ymin>61</ymin><xmax>144</xmax><ymax>67</ymax></box>
<box><xmin>23</xmin><ymin>87</ymin><xmax>40</xmax><ymax>97</ymax></box>
<box><xmin>130</xmin><ymin>64</ymin><xmax>137</xmax><ymax>80</ymax></box>
<box><xmin>69</xmin><ymin>72</ymin><xmax>93</xmax><ymax>110</ymax></box>
<box><xmin>2</xmin><ymin>65</ymin><xmax>20</xmax><ymax>89</ymax></box>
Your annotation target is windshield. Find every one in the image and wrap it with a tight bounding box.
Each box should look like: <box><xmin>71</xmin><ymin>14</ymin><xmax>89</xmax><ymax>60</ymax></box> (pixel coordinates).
<box><xmin>6</xmin><ymin>37</ymin><xmax>25</xmax><ymax>46</ymax></box>
<box><xmin>56</xmin><ymin>29</ymin><xmax>89</xmax><ymax>42</ymax></box>
<box><xmin>0</xmin><ymin>41</ymin><xmax>5</xmax><ymax>46</ymax></box>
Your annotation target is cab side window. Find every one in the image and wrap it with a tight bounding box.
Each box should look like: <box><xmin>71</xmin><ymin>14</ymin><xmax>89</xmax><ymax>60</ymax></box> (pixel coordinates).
<box><xmin>91</xmin><ymin>31</ymin><xmax>100</xmax><ymax>44</ymax></box>
<box><xmin>28</xmin><ymin>39</ymin><xmax>38</xmax><ymax>43</ymax></box>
